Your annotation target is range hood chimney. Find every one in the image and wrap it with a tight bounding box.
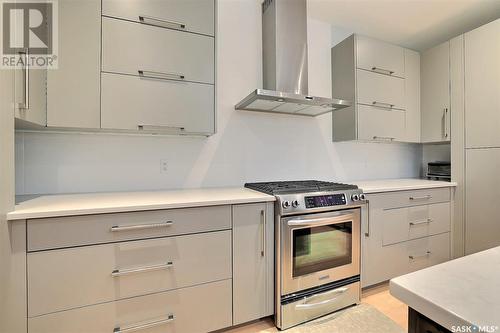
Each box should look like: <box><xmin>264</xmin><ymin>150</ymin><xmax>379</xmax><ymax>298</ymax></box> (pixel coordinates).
<box><xmin>235</xmin><ymin>0</ymin><xmax>351</xmax><ymax>116</ymax></box>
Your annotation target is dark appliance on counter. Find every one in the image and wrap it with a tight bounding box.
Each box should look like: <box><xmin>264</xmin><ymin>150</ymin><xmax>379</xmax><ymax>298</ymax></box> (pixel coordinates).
<box><xmin>426</xmin><ymin>161</ymin><xmax>451</xmax><ymax>181</ymax></box>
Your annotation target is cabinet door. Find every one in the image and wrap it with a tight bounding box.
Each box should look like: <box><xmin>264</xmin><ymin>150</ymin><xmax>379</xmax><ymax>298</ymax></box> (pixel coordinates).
<box><xmin>421</xmin><ymin>41</ymin><xmax>450</xmax><ymax>143</ymax></box>
<box><xmin>357</xmin><ymin>105</ymin><xmax>405</xmax><ymax>142</ymax></box>
<box><xmin>357</xmin><ymin>69</ymin><xmax>405</xmax><ymax>110</ymax></box>
<box><xmin>15</xmin><ymin>64</ymin><xmax>46</xmax><ymax>127</ymax></box>
<box><xmin>46</xmin><ymin>0</ymin><xmax>100</xmax><ymax>128</ymax></box>
<box><xmin>102</xmin><ymin>0</ymin><xmax>215</xmax><ymax>36</ymax></box>
<box><xmin>101</xmin><ymin>73</ymin><xmax>214</xmax><ymax>135</ymax></box>
<box><xmin>102</xmin><ymin>17</ymin><xmax>214</xmax><ymax>85</ymax></box>
<box><xmin>232</xmin><ymin>203</ymin><xmax>274</xmax><ymax>325</ymax></box>
<box><xmin>465</xmin><ymin>148</ymin><xmax>500</xmax><ymax>254</ymax></box>
<box><xmin>465</xmin><ymin>19</ymin><xmax>500</xmax><ymax>148</ymax></box>
<box><xmin>356</xmin><ymin>35</ymin><xmax>405</xmax><ymax>78</ymax></box>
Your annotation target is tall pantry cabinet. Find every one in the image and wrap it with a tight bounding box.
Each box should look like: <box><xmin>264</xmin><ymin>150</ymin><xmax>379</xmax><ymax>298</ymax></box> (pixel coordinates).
<box><xmin>462</xmin><ymin>19</ymin><xmax>500</xmax><ymax>254</ymax></box>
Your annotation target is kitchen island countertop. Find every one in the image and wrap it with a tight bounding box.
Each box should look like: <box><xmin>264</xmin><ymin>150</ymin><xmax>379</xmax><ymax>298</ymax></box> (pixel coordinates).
<box><xmin>390</xmin><ymin>246</ymin><xmax>500</xmax><ymax>331</ymax></box>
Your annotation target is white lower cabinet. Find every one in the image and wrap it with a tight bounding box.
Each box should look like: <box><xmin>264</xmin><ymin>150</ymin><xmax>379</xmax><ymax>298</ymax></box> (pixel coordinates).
<box><xmin>362</xmin><ymin>188</ymin><xmax>452</xmax><ymax>288</ymax></box>
<box><xmin>28</xmin><ymin>279</ymin><xmax>232</xmax><ymax>333</ymax></box>
<box><xmin>232</xmin><ymin>203</ymin><xmax>274</xmax><ymax>325</ymax></box>
<box><xmin>24</xmin><ymin>202</ymin><xmax>275</xmax><ymax>333</ymax></box>
<box><xmin>28</xmin><ymin>231</ymin><xmax>232</xmax><ymax>316</ymax></box>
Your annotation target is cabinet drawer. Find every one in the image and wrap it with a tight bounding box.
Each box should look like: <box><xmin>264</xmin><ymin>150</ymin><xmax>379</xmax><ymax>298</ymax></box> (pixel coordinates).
<box><xmin>357</xmin><ymin>69</ymin><xmax>405</xmax><ymax>110</ymax></box>
<box><xmin>28</xmin><ymin>279</ymin><xmax>232</xmax><ymax>333</ymax></box>
<box><xmin>27</xmin><ymin>205</ymin><xmax>231</xmax><ymax>251</ymax></box>
<box><xmin>368</xmin><ymin>188</ymin><xmax>451</xmax><ymax>210</ymax></box>
<box><xmin>363</xmin><ymin>233</ymin><xmax>450</xmax><ymax>287</ymax></box>
<box><xmin>102</xmin><ymin>17</ymin><xmax>214</xmax><ymax>85</ymax></box>
<box><xmin>102</xmin><ymin>0</ymin><xmax>215</xmax><ymax>36</ymax></box>
<box><xmin>356</xmin><ymin>35</ymin><xmax>405</xmax><ymax>78</ymax></box>
<box><xmin>358</xmin><ymin>105</ymin><xmax>405</xmax><ymax>141</ymax></box>
<box><xmin>101</xmin><ymin>72</ymin><xmax>215</xmax><ymax>134</ymax></box>
<box><xmin>28</xmin><ymin>231</ymin><xmax>231</xmax><ymax>316</ymax></box>
<box><xmin>382</xmin><ymin>202</ymin><xmax>450</xmax><ymax>246</ymax></box>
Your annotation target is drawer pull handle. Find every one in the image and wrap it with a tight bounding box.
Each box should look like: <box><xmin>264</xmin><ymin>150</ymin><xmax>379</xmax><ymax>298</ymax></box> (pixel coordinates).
<box><xmin>139</xmin><ymin>14</ymin><xmax>186</xmax><ymax>30</ymax></box>
<box><xmin>372</xmin><ymin>101</ymin><xmax>395</xmax><ymax>109</ymax></box>
<box><xmin>409</xmin><ymin>251</ymin><xmax>431</xmax><ymax>260</ymax></box>
<box><xmin>17</xmin><ymin>49</ymin><xmax>30</xmax><ymax>109</ymax></box>
<box><xmin>113</xmin><ymin>314</ymin><xmax>174</xmax><ymax>333</ymax></box>
<box><xmin>409</xmin><ymin>219</ymin><xmax>433</xmax><ymax>226</ymax></box>
<box><xmin>110</xmin><ymin>221</ymin><xmax>173</xmax><ymax>232</ymax></box>
<box><xmin>111</xmin><ymin>262</ymin><xmax>174</xmax><ymax>277</ymax></box>
<box><xmin>138</xmin><ymin>70</ymin><xmax>185</xmax><ymax>81</ymax></box>
<box><xmin>371</xmin><ymin>66</ymin><xmax>394</xmax><ymax>75</ymax></box>
<box><xmin>409</xmin><ymin>195</ymin><xmax>432</xmax><ymax>201</ymax></box>
<box><xmin>372</xmin><ymin>136</ymin><xmax>395</xmax><ymax>141</ymax></box>
<box><xmin>296</xmin><ymin>287</ymin><xmax>349</xmax><ymax>310</ymax></box>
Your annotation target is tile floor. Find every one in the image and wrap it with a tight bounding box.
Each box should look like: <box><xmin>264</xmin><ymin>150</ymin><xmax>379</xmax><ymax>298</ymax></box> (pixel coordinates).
<box><xmin>223</xmin><ymin>283</ymin><xmax>408</xmax><ymax>332</ymax></box>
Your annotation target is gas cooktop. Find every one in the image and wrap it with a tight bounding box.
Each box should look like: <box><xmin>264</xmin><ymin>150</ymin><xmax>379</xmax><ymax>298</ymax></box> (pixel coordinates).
<box><xmin>244</xmin><ymin>180</ymin><xmax>358</xmax><ymax>195</ymax></box>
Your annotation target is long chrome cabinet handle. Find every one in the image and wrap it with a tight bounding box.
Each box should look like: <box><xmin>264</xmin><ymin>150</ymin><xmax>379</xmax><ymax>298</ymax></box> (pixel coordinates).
<box><xmin>371</xmin><ymin>66</ymin><xmax>394</xmax><ymax>75</ymax></box>
<box><xmin>111</xmin><ymin>262</ymin><xmax>173</xmax><ymax>277</ymax></box>
<box><xmin>110</xmin><ymin>221</ymin><xmax>173</xmax><ymax>232</ymax></box>
<box><xmin>138</xmin><ymin>124</ymin><xmax>185</xmax><ymax>132</ymax></box>
<box><xmin>113</xmin><ymin>314</ymin><xmax>174</xmax><ymax>333</ymax></box>
<box><xmin>444</xmin><ymin>108</ymin><xmax>449</xmax><ymax>139</ymax></box>
<box><xmin>17</xmin><ymin>49</ymin><xmax>30</xmax><ymax>109</ymax></box>
<box><xmin>409</xmin><ymin>195</ymin><xmax>432</xmax><ymax>201</ymax></box>
<box><xmin>364</xmin><ymin>199</ymin><xmax>370</xmax><ymax>237</ymax></box>
<box><xmin>139</xmin><ymin>14</ymin><xmax>186</xmax><ymax>30</ymax></box>
<box><xmin>373</xmin><ymin>136</ymin><xmax>395</xmax><ymax>141</ymax></box>
<box><xmin>372</xmin><ymin>101</ymin><xmax>394</xmax><ymax>109</ymax></box>
<box><xmin>295</xmin><ymin>287</ymin><xmax>349</xmax><ymax>310</ymax></box>
<box><xmin>409</xmin><ymin>251</ymin><xmax>431</xmax><ymax>260</ymax></box>
<box><xmin>288</xmin><ymin>211</ymin><xmax>354</xmax><ymax>226</ymax></box>
<box><xmin>260</xmin><ymin>209</ymin><xmax>266</xmax><ymax>257</ymax></box>
<box><xmin>138</xmin><ymin>70</ymin><xmax>185</xmax><ymax>81</ymax></box>
<box><xmin>409</xmin><ymin>218</ymin><xmax>433</xmax><ymax>226</ymax></box>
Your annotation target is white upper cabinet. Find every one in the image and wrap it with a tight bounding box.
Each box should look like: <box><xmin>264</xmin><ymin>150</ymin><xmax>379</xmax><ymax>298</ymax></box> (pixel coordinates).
<box><xmin>356</xmin><ymin>69</ymin><xmax>405</xmax><ymax>110</ymax></box>
<box><xmin>102</xmin><ymin>0</ymin><xmax>215</xmax><ymax>36</ymax></box>
<box><xmin>464</xmin><ymin>19</ymin><xmax>500</xmax><ymax>148</ymax></box>
<box><xmin>356</xmin><ymin>35</ymin><xmax>405</xmax><ymax>78</ymax></box>
<box><xmin>102</xmin><ymin>18</ymin><xmax>215</xmax><ymax>85</ymax></box>
<box><xmin>332</xmin><ymin>34</ymin><xmax>420</xmax><ymax>143</ymax></box>
<box><xmin>47</xmin><ymin>0</ymin><xmax>101</xmax><ymax>129</ymax></box>
<box><xmin>15</xmin><ymin>65</ymin><xmax>47</xmax><ymax>127</ymax></box>
<box><xmin>421</xmin><ymin>41</ymin><xmax>450</xmax><ymax>143</ymax></box>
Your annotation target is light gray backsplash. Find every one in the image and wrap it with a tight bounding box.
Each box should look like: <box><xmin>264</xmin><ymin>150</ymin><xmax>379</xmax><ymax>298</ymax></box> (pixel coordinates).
<box><xmin>14</xmin><ymin>2</ymin><xmax>423</xmax><ymax>195</ymax></box>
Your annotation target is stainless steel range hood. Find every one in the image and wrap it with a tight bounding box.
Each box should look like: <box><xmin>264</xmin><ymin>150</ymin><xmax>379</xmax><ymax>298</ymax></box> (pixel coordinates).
<box><xmin>235</xmin><ymin>0</ymin><xmax>351</xmax><ymax>117</ymax></box>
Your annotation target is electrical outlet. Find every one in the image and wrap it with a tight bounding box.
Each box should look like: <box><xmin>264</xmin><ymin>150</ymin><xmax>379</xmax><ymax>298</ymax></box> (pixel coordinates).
<box><xmin>160</xmin><ymin>159</ymin><xmax>168</xmax><ymax>173</ymax></box>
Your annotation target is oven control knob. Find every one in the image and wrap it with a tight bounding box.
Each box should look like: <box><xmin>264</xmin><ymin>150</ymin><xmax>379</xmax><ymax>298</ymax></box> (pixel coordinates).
<box><xmin>292</xmin><ymin>200</ymin><xmax>300</xmax><ymax>208</ymax></box>
<box><xmin>359</xmin><ymin>193</ymin><xmax>366</xmax><ymax>201</ymax></box>
<box><xmin>351</xmin><ymin>194</ymin><xmax>360</xmax><ymax>201</ymax></box>
<box><xmin>282</xmin><ymin>200</ymin><xmax>291</xmax><ymax>209</ymax></box>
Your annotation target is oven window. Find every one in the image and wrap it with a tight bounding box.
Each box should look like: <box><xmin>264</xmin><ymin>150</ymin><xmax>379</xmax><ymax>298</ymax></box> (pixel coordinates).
<box><xmin>292</xmin><ymin>222</ymin><xmax>352</xmax><ymax>278</ymax></box>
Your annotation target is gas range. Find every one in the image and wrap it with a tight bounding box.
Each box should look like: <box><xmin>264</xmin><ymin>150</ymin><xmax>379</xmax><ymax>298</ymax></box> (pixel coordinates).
<box><xmin>245</xmin><ymin>180</ymin><xmax>366</xmax><ymax>330</ymax></box>
<box><xmin>245</xmin><ymin>180</ymin><xmax>365</xmax><ymax>216</ymax></box>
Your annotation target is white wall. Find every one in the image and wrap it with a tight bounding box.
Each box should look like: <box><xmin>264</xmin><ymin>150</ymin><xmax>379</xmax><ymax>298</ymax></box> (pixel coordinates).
<box><xmin>15</xmin><ymin>0</ymin><xmax>422</xmax><ymax>195</ymax></box>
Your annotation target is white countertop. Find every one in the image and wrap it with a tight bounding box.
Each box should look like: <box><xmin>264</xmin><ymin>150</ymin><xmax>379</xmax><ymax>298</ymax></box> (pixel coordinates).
<box><xmin>390</xmin><ymin>247</ymin><xmax>500</xmax><ymax>331</ymax></box>
<box><xmin>354</xmin><ymin>178</ymin><xmax>456</xmax><ymax>194</ymax></box>
<box><xmin>7</xmin><ymin>188</ymin><xmax>275</xmax><ymax>220</ymax></box>
<box><xmin>7</xmin><ymin>179</ymin><xmax>455</xmax><ymax>220</ymax></box>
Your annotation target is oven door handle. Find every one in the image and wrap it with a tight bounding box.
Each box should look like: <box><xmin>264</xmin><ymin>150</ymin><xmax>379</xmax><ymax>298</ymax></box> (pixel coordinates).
<box><xmin>295</xmin><ymin>287</ymin><xmax>350</xmax><ymax>310</ymax></box>
<box><xmin>287</xmin><ymin>212</ymin><xmax>353</xmax><ymax>226</ymax></box>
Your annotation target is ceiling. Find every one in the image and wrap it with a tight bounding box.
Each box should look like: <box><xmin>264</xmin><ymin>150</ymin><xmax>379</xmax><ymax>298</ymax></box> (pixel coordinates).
<box><xmin>308</xmin><ymin>0</ymin><xmax>500</xmax><ymax>51</ymax></box>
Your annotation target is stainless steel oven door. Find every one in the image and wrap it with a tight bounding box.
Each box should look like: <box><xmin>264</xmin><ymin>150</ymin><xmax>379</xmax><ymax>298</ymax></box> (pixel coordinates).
<box><xmin>281</xmin><ymin>208</ymin><xmax>360</xmax><ymax>296</ymax></box>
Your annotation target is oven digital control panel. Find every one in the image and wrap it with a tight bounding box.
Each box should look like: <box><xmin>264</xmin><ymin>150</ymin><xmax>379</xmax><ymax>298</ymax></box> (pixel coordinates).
<box><xmin>304</xmin><ymin>194</ymin><xmax>346</xmax><ymax>208</ymax></box>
